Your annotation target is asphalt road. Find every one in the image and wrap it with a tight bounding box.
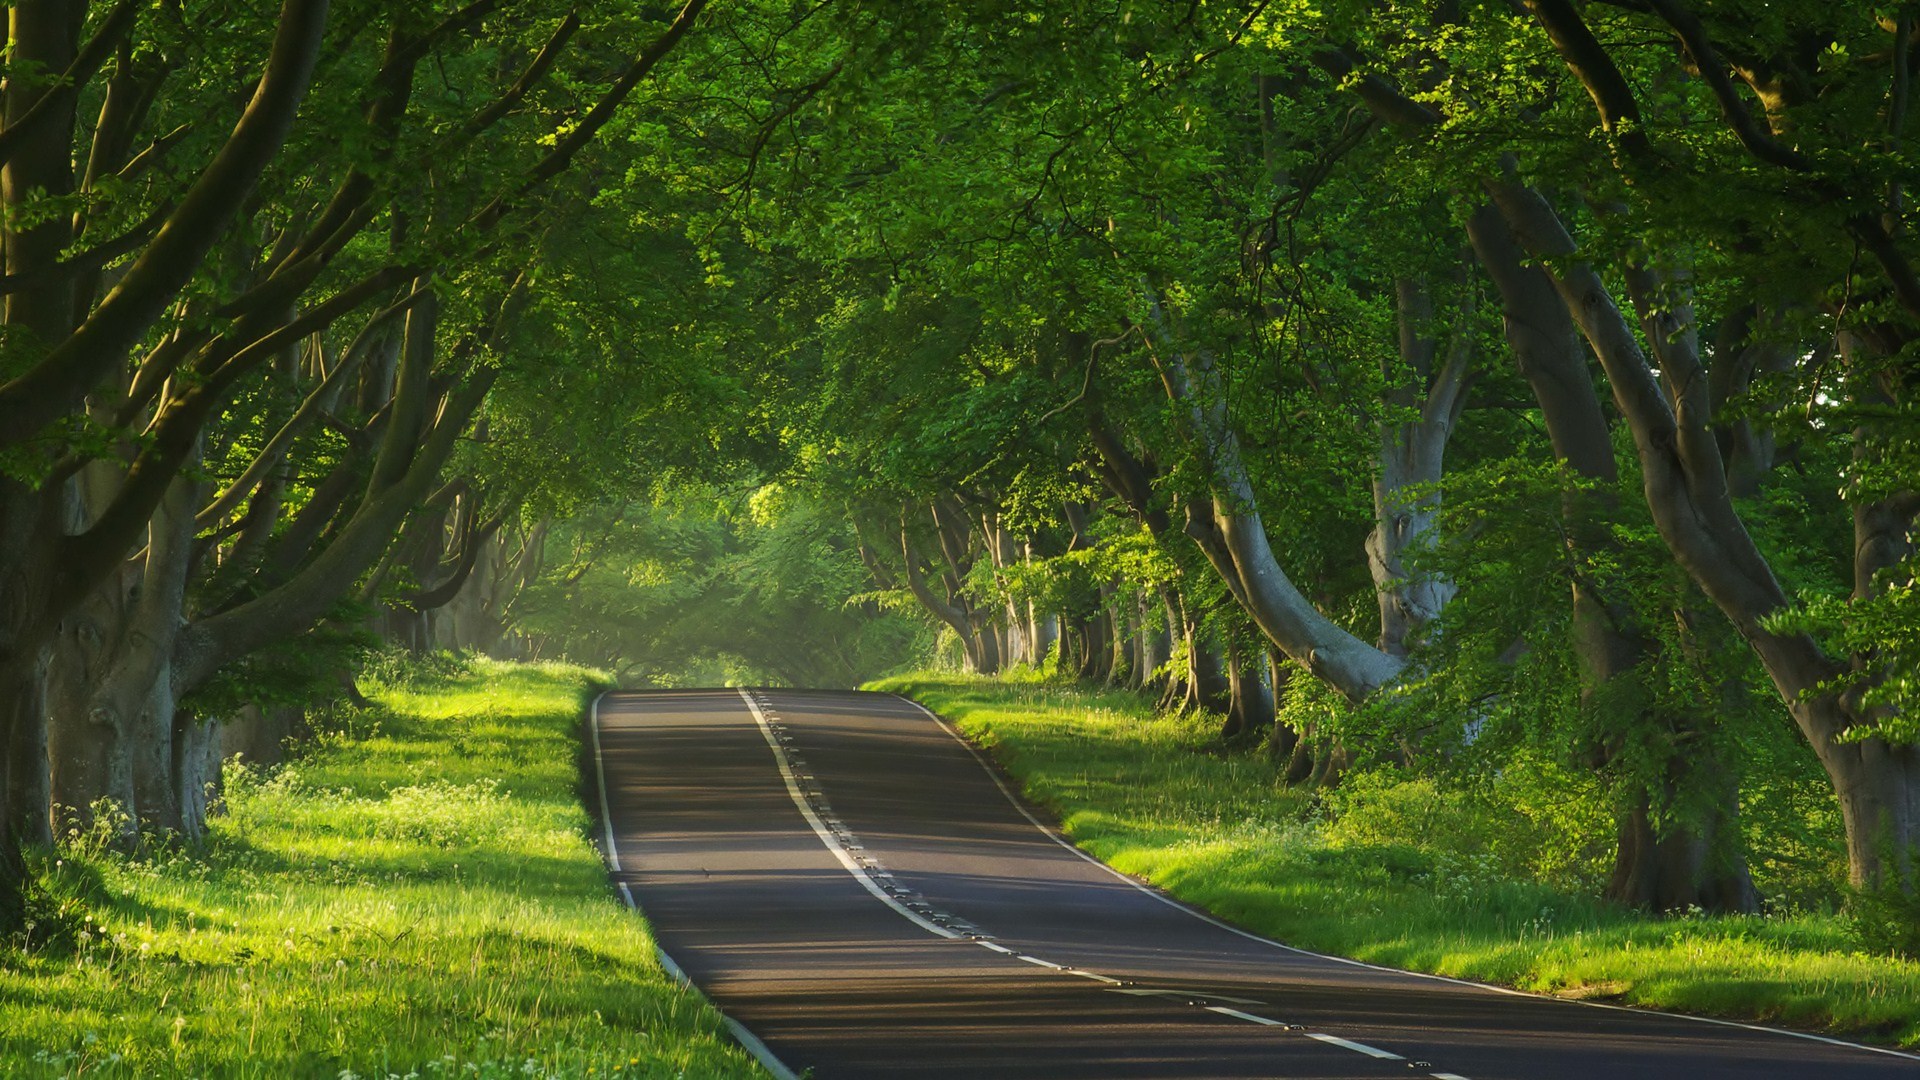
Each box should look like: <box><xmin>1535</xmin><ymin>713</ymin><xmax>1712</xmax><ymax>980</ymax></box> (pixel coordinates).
<box><xmin>590</xmin><ymin>687</ymin><xmax>1919</xmax><ymax>1079</ymax></box>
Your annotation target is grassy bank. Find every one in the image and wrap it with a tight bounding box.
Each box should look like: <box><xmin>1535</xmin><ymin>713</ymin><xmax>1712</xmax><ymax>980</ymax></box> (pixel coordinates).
<box><xmin>0</xmin><ymin>657</ymin><xmax>762</xmax><ymax>1079</ymax></box>
<box><xmin>867</xmin><ymin>671</ymin><xmax>1920</xmax><ymax>1049</ymax></box>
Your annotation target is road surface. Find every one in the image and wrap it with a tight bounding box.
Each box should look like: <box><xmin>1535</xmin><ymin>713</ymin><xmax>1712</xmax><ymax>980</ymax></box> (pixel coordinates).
<box><xmin>590</xmin><ymin>687</ymin><xmax>1918</xmax><ymax>1079</ymax></box>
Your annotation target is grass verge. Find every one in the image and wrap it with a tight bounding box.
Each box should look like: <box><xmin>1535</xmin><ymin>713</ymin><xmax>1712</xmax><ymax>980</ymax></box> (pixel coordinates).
<box><xmin>0</xmin><ymin>657</ymin><xmax>764</xmax><ymax>1079</ymax></box>
<box><xmin>866</xmin><ymin>671</ymin><xmax>1920</xmax><ymax>1049</ymax></box>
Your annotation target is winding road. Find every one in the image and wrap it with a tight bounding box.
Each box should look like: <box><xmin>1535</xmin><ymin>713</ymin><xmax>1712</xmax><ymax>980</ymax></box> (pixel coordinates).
<box><xmin>590</xmin><ymin>687</ymin><xmax>1919</xmax><ymax>1079</ymax></box>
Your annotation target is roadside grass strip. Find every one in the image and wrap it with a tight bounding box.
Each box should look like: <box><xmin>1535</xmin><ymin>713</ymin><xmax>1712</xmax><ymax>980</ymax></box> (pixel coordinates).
<box><xmin>0</xmin><ymin>657</ymin><xmax>764</xmax><ymax>1079</ymax></box>
<box><xmin>866</xmin><ymin>671</ymin><xmax>1920</xmax><ymax>1050</ymax></box>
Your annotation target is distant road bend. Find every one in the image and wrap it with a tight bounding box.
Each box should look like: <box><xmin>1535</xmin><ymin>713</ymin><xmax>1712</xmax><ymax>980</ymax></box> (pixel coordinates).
<box><xmin>589</xmin><ymin>688</ymin><xmax>1919</xmax><ymax>1079</ymax></box>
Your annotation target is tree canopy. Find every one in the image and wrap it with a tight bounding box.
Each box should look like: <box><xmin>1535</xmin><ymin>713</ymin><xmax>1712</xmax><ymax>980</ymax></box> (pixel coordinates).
<box><xmin>1</xmin><ymin>0</ymin><xmax>1916</xmax><ymax>926</ymax></box>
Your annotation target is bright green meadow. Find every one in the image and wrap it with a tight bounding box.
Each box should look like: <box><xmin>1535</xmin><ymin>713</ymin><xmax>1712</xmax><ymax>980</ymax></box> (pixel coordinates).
<box><xmin>0</xmin><ymin>657</ymin><xmax>762</xmax><ymax>1079</ymax></box>
<box><xmin>867</xmin><ymin>671</ymin><xmax>1920</xmax><ymax>1050</ymax></box>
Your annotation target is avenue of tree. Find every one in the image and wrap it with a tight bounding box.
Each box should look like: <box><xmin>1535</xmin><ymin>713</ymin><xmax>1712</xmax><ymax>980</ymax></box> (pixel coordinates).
<box><xmin>0</xmin><ymin>0</ymin><xmax>1915</xmax><ymax>927</ymax></box>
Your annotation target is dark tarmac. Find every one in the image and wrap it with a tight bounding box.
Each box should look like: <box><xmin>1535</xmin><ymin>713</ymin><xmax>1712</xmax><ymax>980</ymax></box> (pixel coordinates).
<box><xmin>590</xmin><ymin>687</ymin><xmax>1919</xmax><ymax>1079</ymax></box>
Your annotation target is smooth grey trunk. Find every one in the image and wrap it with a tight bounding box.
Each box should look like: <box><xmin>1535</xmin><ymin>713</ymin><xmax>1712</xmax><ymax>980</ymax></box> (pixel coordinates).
<box><xmin>1266</xmin><ymin>652</ymin><xmax>1300</xmax><ymax>762</ymax></box>
<box><xmin>48</xmin><ymin>459</ymin><xmax>202</xmax><ymax>837</ymax></box>
<box><xmin>1469</xmin><ymin>198</ymin><xmax>1759</xmax><ymax>912</ymax></box>
<box><xmin>1366</xmin><ymin>278</ymin><xmax>1471</xmax><ymax>657</ymax></box>
<box><xmin>1129</xmin><ymin>591</ymin><xmax>1169</xmax><ymax>693</ymax></box>
<box><xmin>1221</xmin><ymin>638</ymin><xmax>1275</xmax><ymax>739</ymax></box>
<box><xmin>1489</xmin><ymin>178</ymin><xmax>1919</xmax><ymax>890</ymax></box>
<box><xmin>1153</xmin><ymin>346</ymin><xmax>1405</xmax><ymax>701</ymax></box>
<box><xmin>901</xmin><ymin>505</ymin><xmax>997</xmax><ymax>675</ymax></box>
<box><xmin>1183</xmin><ymin>607</ymin><xmax>1232</xmax><ymax>717</ymax></box>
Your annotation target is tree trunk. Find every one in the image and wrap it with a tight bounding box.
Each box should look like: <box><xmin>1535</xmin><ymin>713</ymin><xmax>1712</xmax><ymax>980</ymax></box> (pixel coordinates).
<box><xmin>1489</xmin><ymin>178</ymin><xmax>1919</xmax><ymax>892</ymax></box>
<box><xmin>3</xmin><ymin>646</ymin><xmax>55</xmax><ymax>851</ymax></box>
<box><xmin>1266</xmin><ymin>652</ymin><xmax>1300</xmax><ymax>761</ymax></box>
<box><xmin>1366</xmin><ymin>277</ymin><xmax>1470</xmax><ymax>657</ymax></box>
<box><xmin>49</xmin><ymin>463</ymin><xmax>200</xmax><ymax>837</ymax></box>
<box><xmin>1153</xmin><ymin>346</ymin><xmax>1405</xmax><ymax>701</ymax></box>
<box><xmin>1186</xmin><ymin>618</ymin><xmax>1232</xmax><ymax>717</ymax></box>
<box><xmin>1133</xmin><ymin>592</ymin><xmax>1170</xmax><ymax>694</ymax></box>
<box><xmin>1610</xmin><ymin>758</ymin><xmax>1759</xmax><ymax>914</ymax></box>
<box><xmin>1222</xmin><ymin>639</ymin><xmax>1276</xmax><ymax>739</ymax></box>
<box><xmin>1470</xmin><ymin>198</ymin><xmax>1761</xmax><ymax>911</ymax></box>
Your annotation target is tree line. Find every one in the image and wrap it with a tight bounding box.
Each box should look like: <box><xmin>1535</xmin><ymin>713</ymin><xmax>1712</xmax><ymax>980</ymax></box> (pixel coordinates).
<box><xmin>2</xmin><ymin>0</ymin><xmax>1914</xmax><ymax>929</ymax></box>
<box><xmin>698</xmin><ymin>0</ymin><xmax>1918</xmax><ymax>915</ymax></box>
<box><xmin>0</xmin><ymin>0</ymin><xmax>811</xmax><ymax>926</ymax></box>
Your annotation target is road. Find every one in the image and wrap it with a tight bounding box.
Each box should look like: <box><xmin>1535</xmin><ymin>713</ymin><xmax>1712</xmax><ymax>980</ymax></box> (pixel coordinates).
<box><xmin>590</xmin><ymin>687</ymin><xmax>1919</xmax><ymax>1079</ymax></box>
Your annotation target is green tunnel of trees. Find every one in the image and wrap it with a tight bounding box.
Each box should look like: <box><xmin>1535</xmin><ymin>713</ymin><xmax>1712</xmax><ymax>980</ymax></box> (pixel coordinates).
<box><xmin>0</xmin><ymin>0</ymin><xmax>1916</xmax><ymax>927</ymax></box>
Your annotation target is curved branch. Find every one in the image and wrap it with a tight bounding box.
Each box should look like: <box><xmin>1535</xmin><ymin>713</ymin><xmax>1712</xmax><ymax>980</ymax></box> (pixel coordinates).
<box><xmin>0</xmin><ymin>0</ymin><xmax>333</xmax><ymax>447</ymax></box>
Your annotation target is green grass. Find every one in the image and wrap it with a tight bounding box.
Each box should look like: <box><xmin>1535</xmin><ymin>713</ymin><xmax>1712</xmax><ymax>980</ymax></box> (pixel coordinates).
<box><xmin>867</xmin><ymin>671</ymin><xmax>1920</xmax><ymax>1049</ymax></box>
<box><xmin>0</xmin><ymin>657</ymin><xmax>764</xmax><ymax>1079</ymax></box>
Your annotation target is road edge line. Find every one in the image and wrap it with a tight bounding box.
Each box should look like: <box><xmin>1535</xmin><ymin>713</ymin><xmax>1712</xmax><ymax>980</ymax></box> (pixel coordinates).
<box><xmin>590</xmin><ymin>690</ymin><xmax>802</xmax><ymax>1080</ymax></box>
<box><xmin>889</xmin><ymin>690</ymin><xmax>1920</xmax><ymax>1065</ymax></box>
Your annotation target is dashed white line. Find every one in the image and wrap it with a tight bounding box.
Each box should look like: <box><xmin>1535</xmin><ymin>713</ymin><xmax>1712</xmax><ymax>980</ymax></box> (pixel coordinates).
<box><xmin>1204</xmin><ymin>1006</ymin><xmax>1286</xmax><ymax>1026</ymax></box>
<box><xmin>1305</xmin><ymin>1033</ymin><xmax>1404</xmax><ymax>1060</ymax></box>
<box><xmin>615</xmin><ymin>688</ymin><xmax>1485</xmax><ymax>1078</ymax></box>
<box><xmin>738</xmin><ymin>688</ymin><xmax>961</xmax><ymax>941</ymax></box>
<box><xmin>1119</xmin><ymin>988</ymin><xmax>1265</xmax><ymax>1005</ymax></box>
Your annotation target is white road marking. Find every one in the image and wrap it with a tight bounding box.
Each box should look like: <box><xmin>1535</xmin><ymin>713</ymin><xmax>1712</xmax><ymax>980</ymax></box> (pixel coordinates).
<box><xmin>613</xmin><ymin>689</ymin><xmax>1477</xmax><ymax>1077</ymax></box>
<box><xmin>588</xmin><ymin>693</ymin><xmax>622</xmax><ymax>873</ymax></box>
<box><xmin>1118</xmin><ymin>988</ymin><xmax>1265</xmax><ymax>1005</ymax></box>
<box><xmin>1306</xmin><ymin>1033</ymin><xmax>1403</xmax><ymax>1060</ymax></box>
<box><xmin>720</xmin><ymin>1019</ymin><xmax>801</xmax><ymax>1080</ymax></box>
<box><xmin>1204</xmin><ymin>1006</ymin><xmax>1287</xmax><ymax>1026</ymax></box>
<box><xmin>891</xmin><ymin>691</ymin><xmax>1920</xmax><ymax>1066</ymax></box>
<box><xmin>1430</xmin><ymin>1074</ymin><xmax>1473</xmax><ymax>1079</ymax></box>
<box><xmin>738</xmin><ymin>688</ymin><xmax>962</xmax><ymax>940</ymax></box>
<box><xmin>590</xmin><ymin>692</ymin><xmax>800</xmax><ymax>1080</ymax></box>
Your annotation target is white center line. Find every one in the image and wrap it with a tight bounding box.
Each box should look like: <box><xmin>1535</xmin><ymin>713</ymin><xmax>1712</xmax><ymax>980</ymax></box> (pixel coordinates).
<box><xmin>736</xmin><ymin>690</ymin><xmax>1459</xmax><ymax>1075</ymax></box>
<box><xmin>738</xmin><ymin>688</ymin><xmax>961</xmax><ymax>941</ymax></box>
<box><xmin>1306</xmin><ymin>1033</ymin><xmax>1404</xmax><ymax>1060</ymax></box>
<box><xmin>1205</xmin><ymin>1006</ymin><xmax>1287</xmax><ymax>1026</ymax></box>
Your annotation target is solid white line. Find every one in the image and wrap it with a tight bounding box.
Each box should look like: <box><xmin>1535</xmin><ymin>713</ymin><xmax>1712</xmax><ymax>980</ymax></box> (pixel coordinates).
<box><xmin>589</xmin><ymin>692</ymin><xmax>622</xmax><ymax>873</ymax></box>
<box><xmin>722</xmin><ymin>1019</ymin><xmax>801</xmax><ymax>1080</ymax></box>
<box><xmin>1564</xmin><ymin>997</ymin><xmax>1920</xmax><ymax>1060</ymax></box>
<box><xmin>591</xmin><ymin>691</ymin><xmax>801</xmax><ymax>1080</ymax></box>
<box><xmin>1204</xmin><ymin>1006</ymin><xmax>1286</xmax><ymax>1026</ymax></box>
<box><xmin>891</xmin><ymin>691</ymin><xmax>1920</xmax><ymax>1064</ymax></box>
<box><xmin>1430</xmin><ymin>1073</ymin><xmax>1473</xmax><ymax>1080</ymax></box>
<box><xmin>1306</xmin><ymin>1033</ymin><xmax>1404</xmax><ymax>1060</ymax></box>
<box><xmin>1016</xmin><ymin>954</ymin><xmax>1065</xmax><ymax>970</ymax></box>
<box><xmin>738</xmin><ymin>688</ymin><xmax>961</xmax><ymax>940</ymax></box>
<box><xmin>1068</xmin><ymin>969</ymin><xmax>1124</xmax><ymax>985</ymax></box>
<box><xmin>1118</xmin><ymin>988</ymin><xmax>1264</xmax><ymax>1005</ymax></box>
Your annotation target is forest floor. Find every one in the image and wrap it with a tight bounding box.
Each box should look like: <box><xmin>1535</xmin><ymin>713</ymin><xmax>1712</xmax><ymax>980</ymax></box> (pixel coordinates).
<box><xmin>0</xmin><ymin>657</ymin><xmax>763</xmax><ymax>1079</ymax></box>
<box><xmin>866</xmin><ymin>671</ymin><xmax>1920</xmax><ymax>1050</ymax></box>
